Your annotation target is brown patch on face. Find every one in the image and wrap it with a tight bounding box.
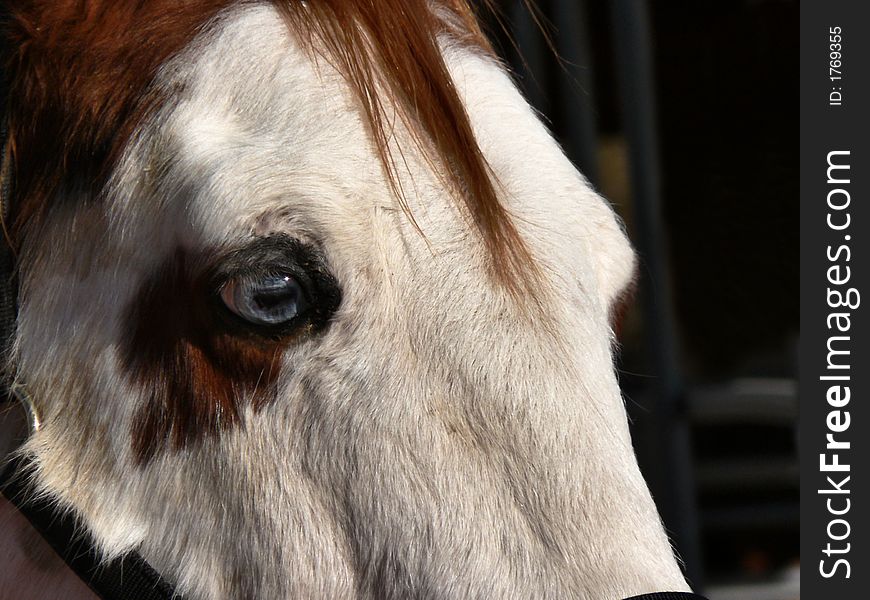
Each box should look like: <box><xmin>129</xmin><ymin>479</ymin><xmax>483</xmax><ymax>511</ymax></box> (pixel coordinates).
<box><xmin>3</xmin><ymin>0</ymin><xmax>236</xmax><ymax>234</ymax></box>
<box><xmin>123</xmin><ymin>249</ymin><xmax>286</xmax><ymax>464</ymax></box>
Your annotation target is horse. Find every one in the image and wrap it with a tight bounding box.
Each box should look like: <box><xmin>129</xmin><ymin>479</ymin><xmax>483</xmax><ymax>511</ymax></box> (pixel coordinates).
<box><xmin>0</xmin><ymin>1</ymin><xmax>696</xmax><ymax>598</ymax></box>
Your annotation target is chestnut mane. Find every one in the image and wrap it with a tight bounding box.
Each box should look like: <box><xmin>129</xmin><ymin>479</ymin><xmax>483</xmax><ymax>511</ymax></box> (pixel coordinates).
<box><xmin>2</xmin><ymin>0</ymin><xmax>535</xmax><ymax>294</ymax></box>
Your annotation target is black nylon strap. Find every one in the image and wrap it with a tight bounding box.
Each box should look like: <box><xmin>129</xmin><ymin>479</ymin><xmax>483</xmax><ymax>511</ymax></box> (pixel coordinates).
<box><xmin>0</xmin><ymin>454</ymin><xmax>183</xmax><ymax>600</ymax></box>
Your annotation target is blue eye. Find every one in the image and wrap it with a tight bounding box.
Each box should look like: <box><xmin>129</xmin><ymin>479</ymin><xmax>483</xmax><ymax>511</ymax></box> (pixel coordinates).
<box><xmin>220</xmin><ymin>275</ymin><xmax>305</xmax><ymax>325</ymax></box>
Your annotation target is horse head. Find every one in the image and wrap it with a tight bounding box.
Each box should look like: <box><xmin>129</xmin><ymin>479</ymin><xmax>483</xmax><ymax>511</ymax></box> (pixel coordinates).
<box><xmin>2</xmin><ymin>1</ymin><xmax>690</xmax><ymax>598</ymax></box>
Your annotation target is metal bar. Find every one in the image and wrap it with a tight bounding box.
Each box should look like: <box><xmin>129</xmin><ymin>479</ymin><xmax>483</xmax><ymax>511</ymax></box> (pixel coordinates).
<box><xmin>608</xmin><ymin>0</ymin><xmax>704</xmax><ymax>589</ymax></box>
<box><xmin>551</xmin><ymin>0</ymin><xmax>600</xmax><ymax>186</ymax></box>
<box><xmin>508</xmin><ymin>0</ymin><xmax>549</xmax><ymax>114</ymax></box>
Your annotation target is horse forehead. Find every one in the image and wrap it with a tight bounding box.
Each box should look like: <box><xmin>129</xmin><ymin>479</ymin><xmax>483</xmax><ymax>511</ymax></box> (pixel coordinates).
<box><xmin>142</xmin><ymin>7</ymin><xmax>533</xmax><ymax>222</ymax></box>
<box><xmin>169</xmin><ymin>7</ymin><xmax>358</xmax><ymax>149</ymax></box>
<box><xmin>133</xmin><ymin>6</ymin><xmax>405</xmax><ymax>245</ymax></box>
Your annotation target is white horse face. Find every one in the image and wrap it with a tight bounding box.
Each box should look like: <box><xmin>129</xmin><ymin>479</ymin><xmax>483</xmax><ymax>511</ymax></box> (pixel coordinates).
<box><xmin>10</xmin><ymin>3</ymin><xmax>686</xmax><ymax>598</ymax></box>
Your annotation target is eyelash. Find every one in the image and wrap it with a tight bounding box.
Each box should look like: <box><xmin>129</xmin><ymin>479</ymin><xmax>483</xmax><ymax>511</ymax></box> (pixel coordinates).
<box><xmin>207</xmin><ymin>235</ymin><xmax>342</xmax><ymax>339</ymax></box>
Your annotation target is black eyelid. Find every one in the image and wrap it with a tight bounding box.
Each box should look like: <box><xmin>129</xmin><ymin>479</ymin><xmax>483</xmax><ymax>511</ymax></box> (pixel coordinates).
<box><xmin>212</xmin><ymin>237</ymin><xmax>310</xmax><ymax>284</ymax></box>
<box><xmin>208</xmin><ymin>234</ymin><xmax>342</xmax><ymax>338</ymax></box>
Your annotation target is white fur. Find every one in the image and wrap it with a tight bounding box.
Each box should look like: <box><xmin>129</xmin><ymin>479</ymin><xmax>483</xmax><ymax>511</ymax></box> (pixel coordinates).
<box><xmin>13</xmin><ymin>4</ymin><xmax>689</xmax><ymax>599</ymax></box>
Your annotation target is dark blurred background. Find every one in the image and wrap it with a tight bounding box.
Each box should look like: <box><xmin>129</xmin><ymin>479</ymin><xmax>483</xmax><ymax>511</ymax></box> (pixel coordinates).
<box><xmin>482</xmin><ymin>1</ymin><xmax>798</xmax><ymax>598</ymax></box>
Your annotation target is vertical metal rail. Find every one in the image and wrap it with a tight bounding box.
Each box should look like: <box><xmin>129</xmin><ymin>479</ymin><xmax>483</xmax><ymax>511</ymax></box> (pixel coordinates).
<box><xmin>551</xmin><ymin>0</ymin><xmax>600</xmax><ymax>187</ymax></box>
<box><xmin>608</xmin><ymin>0</ymin><xmax>704</xmax><ymax>589</ymax></box>
<box><xmin>508</xmin><ymin>0</ymin><xmax>549</xmax><ymax>114</ymax></box>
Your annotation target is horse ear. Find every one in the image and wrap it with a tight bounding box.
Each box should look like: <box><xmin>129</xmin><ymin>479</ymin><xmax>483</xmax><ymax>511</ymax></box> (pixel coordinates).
<box><xmin>587</xmin><ymin>197</ymin><xmax>637</xmax><ymax>329</ymax></box>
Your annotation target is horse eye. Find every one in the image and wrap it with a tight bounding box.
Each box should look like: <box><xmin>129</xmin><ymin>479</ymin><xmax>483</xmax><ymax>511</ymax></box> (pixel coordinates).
<box><xmin>220</xmin><ymin>275</ymin><xmax>306</xmax><ymax>325</ymax></box>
